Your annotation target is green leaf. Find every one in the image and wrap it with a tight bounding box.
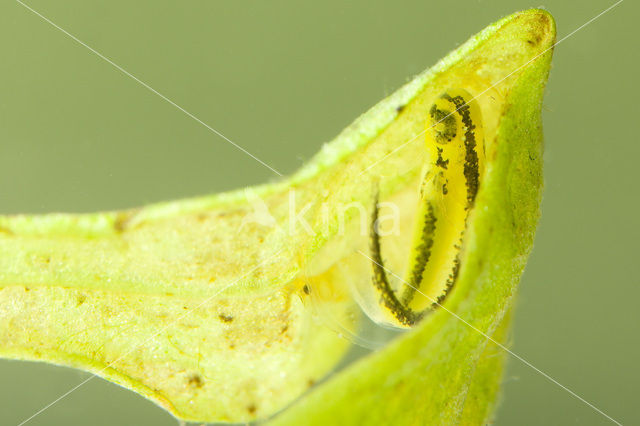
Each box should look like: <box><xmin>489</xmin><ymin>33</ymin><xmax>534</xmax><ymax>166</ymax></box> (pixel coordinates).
<box><xmin>0</xmin><ymin>8</ymin><xmax>555</xmax><ymax>424</ymax></box>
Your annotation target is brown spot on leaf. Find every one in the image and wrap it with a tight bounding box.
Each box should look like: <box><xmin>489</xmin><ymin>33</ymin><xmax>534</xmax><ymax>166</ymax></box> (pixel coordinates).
<box><xmin>187</xmin><ymin>374</ymin><xmax>204</xmax><ymax>388</ymax></box>
<box><xmin>76</xmin><ymin>294</ymin><xmax>87</xmax><ymax>306</ymax></box>
<box><xmin>113</xmin><ymin>213</ymin><xmax>131</xmax><ymax>232</ymax></box>
<box><xmin>218</xmin><ymin>314</ymin><xmax>234</xmax><ymax>323</ymax></box>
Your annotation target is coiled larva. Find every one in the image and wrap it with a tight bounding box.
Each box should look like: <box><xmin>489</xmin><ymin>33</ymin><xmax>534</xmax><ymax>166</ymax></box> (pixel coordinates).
<box><xmin>367</xmin><ymin>88</ymin><xmax>485</xmax><ymax>328</ymax></box>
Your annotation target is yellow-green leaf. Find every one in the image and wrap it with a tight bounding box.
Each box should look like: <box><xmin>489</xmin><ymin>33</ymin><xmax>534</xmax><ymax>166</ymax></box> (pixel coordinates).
<box><xmin>0</xmin><ymin>8</ymin><xmax>555</xmax><ymax>424</ymax></box>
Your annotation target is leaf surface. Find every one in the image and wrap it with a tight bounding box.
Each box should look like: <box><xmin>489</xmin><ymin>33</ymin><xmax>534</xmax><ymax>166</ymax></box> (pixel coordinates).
<box><xmin>0</xmin><ymin>8</ymin><xmax>555</xmax><ymax>424</ymax></box>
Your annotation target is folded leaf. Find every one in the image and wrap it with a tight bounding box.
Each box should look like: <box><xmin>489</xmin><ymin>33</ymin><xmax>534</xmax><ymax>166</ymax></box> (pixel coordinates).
<box><xmin>0</xmin><ymin>8</ymin><xmax>554</xmax><ymax>424</ymax></box>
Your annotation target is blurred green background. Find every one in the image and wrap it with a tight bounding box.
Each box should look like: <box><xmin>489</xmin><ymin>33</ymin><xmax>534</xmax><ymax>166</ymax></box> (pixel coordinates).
<box><xmin>1</xmin><ymin>1</ymin><xmax>637</xmax><ymax>425</ymax></box>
